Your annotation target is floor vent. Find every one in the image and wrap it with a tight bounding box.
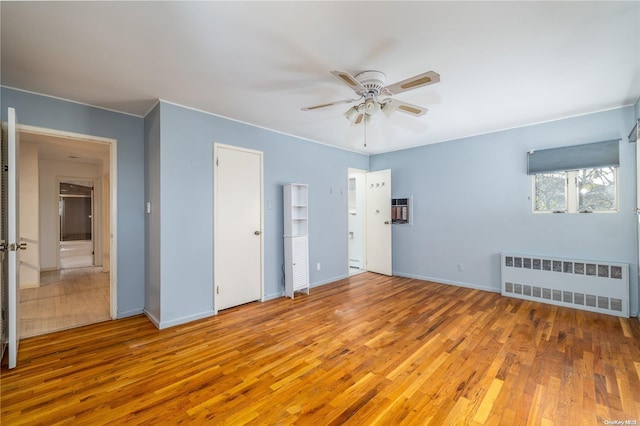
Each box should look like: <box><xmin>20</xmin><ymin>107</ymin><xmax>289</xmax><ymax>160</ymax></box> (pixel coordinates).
<box><xmin>501</xmin><ymin>252</ymin><xmax>629</xmax><ymax>317</ymax></box>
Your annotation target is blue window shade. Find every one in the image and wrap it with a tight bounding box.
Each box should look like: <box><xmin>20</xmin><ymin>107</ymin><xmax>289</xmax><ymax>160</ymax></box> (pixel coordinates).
<box><xmin>527</xmin><ymin>139</ymin><xmax>620</xmax><ymax>175</ymax></box>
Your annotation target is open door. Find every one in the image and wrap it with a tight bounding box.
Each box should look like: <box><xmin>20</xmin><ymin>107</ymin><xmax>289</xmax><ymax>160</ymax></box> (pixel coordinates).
<box><xmin>635</xmin><ymin>120</ymin><xmax>639</xmax><ymax>317</ymax></box>
<box><xmin>365</xmin><ymin>169</ymin><xmax>392</xmax><ymax>275</ymax></box>
<box><xmin>5</xmin><ymin>108</ymin><xmax>22</xmax><ymax>369</ymax></box>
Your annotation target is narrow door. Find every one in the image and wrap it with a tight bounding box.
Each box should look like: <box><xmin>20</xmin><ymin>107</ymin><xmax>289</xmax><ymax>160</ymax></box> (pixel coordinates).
<box><xmin>636</xmin><ymin>121</ymin><xmax>639</xmax><ymax>309</ymax></box>
<box><xmin>365</xmin><ymin>169</ymin><xmax>392</xmax><ymax>275</ymax></box>
<box><xmin>6</xmin><ymin>108</ymin><xmax>21</xmax><ymax>368</ymax></box>
<box><xmin>214</xmin><ymin>144</ymin><xmax>263</xmax><ymax>311</ymax></box>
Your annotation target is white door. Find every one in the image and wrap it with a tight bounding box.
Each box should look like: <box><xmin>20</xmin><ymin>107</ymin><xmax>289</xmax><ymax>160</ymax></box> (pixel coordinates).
<box><xmin>636</xmin><ymin>121</ymin><xmax>639</xmax><ymax>310</ymax></box>
<box><xmin>214</xmin><ymin>144</ymin><xmax>263</xmax><ymax>311</ymax></box>
<box><xmin>7</xmin><ymin>108</ymin><xmax>21</xmax><ymax>369</ymax></box>
<box><xmin>365</xmin><ymin>169</ymin><xmax>392</xmax><ymax>275</ymax></box>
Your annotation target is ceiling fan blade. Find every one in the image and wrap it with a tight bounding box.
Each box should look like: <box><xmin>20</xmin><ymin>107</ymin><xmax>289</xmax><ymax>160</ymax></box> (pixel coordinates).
<box><xmin>381</xmin><ymin>99</ymin><xmax>428</xmax><ymax>117</ymax></box>
<box><xmin>331</xmin><ymin>70</ymin><xmax>366</xmax><ymax>93</ymax></box>
<box><xmin>301</xmin><ymin>97</ymin><xmax>360</xmax><ymax>111</ymax></box>
<box><xmin>352</xmin><ymin>113</ymin><xmax>365</xmax><ymax>125</ymax></box>
<box><xmin>382</xmin><ymin>71</ymin><xmax>440</xmax><ymax>96</ymax></box>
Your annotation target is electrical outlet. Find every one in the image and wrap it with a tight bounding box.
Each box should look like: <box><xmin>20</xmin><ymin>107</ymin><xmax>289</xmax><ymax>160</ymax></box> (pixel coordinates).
<box><xmin>317</xmin><ymin>263</ymin><xmax>321</xmax><ymax>271</ymax></box>
<box><xmin>457</xmin><ymin>263</ymin><xmax>464</xmax><ymax>272</ymax></box>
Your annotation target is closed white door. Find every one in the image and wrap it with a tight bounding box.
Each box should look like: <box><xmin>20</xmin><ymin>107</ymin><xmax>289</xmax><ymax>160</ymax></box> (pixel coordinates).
<box><xmin>366</xmin><ymin>169</ymin><xmax>392</xmax><ymax>275</ymax></box>
<box><xmin>214</xmin><ymin>144</ymin><xmax>263</xmax><ymax>311</ymax></box>
<box><xmin>6</xmin><ymin>108</ymin><xmax>21</xmax><ymax>369</ymax></box>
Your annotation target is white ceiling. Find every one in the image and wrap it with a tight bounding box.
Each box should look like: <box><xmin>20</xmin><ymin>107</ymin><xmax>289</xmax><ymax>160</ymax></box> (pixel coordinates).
<box><xmin>2</xmin><ymin>1</ymin><xmax>639</xmax><ymax>154</ymax></box>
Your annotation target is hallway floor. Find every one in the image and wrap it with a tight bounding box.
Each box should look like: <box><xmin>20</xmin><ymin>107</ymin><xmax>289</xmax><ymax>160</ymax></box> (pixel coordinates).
<box><xmin>19</xmin><ymin>267</ymin><xmax>110</xmax><ymax>338</ymax></box>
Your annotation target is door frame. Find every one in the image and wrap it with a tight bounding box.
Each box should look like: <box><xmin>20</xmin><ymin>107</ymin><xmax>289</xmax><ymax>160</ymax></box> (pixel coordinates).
<box><xmin>347</xmin><ymin>168</ymin><xmax>393</xmax><ymax>276</ymax></box>
<box><xmin>347</xmin><ymin>168</ymin><xmax>367</xmax><ymax>275</ymax></box>
<box><xmin>212</xmin><ymin>143</ymin><xmax>264</xmax><ymax>314</ymax></box>
<box><xmin>18</xmin><ymin>124</ymin><xmax>118</xmax><ymax>319</ymax></box>
<box><xmin>56</xmin><ymin>177</ymin><xmax>100</xmax><ymax>270</ymax></box>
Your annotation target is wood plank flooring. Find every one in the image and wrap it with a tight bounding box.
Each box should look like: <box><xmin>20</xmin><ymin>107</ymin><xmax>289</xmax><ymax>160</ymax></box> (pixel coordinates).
<box><xmin>2</xmin><ymin>273</ymin><xmax>640</xmax><ymax>425</ymax></box>
<box><xmin>19</xmin><ymin>267</ymin><xmax>110</xmax><ymax>338</ymax></box>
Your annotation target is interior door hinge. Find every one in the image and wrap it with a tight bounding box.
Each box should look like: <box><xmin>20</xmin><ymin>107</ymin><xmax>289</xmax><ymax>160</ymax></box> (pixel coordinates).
<box><xmin>216</xmin><ymin>286</ymin><xmax>220</xmax><ymax>295</ymax></box>
<box><xmin>216</xmin><ymin>158</ymin><xmax>219</xmax><ymax>166</ymax></box>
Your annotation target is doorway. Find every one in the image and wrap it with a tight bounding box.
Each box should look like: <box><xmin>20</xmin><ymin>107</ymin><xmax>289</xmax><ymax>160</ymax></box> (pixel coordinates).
<box><xmin>346</xmin><ymin>168</ymin><xmax>393</xmax><ymax>277</ymax></box>
<box><xmin>348</xmin><ymin>168</ymin><xmax>366</xmax><ymax>276</ymax></box>
<box><xmin>59</xmin><ymin>180</ymin><xmax>95</xmax><ymax>269</ymax></box>
<box><xmin>17</xmin><ymin>125</ymin><xmax>116</xmax><ymax>337</ymax></box>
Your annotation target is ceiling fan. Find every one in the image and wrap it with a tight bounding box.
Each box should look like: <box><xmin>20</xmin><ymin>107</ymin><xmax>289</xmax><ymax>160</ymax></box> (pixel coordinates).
<box><xmin>301</xmin><ymin>69</ymin><xmax>440</xmax><ymax>125</ymax></box>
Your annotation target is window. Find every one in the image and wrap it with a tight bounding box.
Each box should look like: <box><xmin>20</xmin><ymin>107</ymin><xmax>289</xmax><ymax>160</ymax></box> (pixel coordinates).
<box><xmin>533</xmin><ymin>166</ymin><xmax>618</xmax><ymax>213</ymax></box>
<box><xmin>534</xmin><ymin>172</ymin><xmax>566</xmax><ymax>212</ymax></box>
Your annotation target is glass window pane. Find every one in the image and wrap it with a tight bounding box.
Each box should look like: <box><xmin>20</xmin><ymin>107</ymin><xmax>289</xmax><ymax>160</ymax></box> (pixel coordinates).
<box><xmin>535</xmin><ymin>172</ymin><xmax>566</xmax><ymax>212</ymax></box>
<box><xmin>60</xmin><ymin>196</ymin><xmax>92</xmax><ymax>241</ymax></box>
<box><xmin>577</xmin><ymin>167</ymin><xmax>616</xmax><ymax>211</ymax></box>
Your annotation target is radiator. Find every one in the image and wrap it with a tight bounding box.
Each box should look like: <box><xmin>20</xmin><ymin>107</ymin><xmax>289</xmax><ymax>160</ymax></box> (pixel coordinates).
<box><xmin>501</xmin><ymin>252</ymin><xmax>629</xmax><ymax>317</ymax></box>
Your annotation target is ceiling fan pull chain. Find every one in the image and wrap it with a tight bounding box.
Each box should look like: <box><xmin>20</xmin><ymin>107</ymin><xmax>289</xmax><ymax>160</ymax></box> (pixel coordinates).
<box><xmin>364</xmin><ymin>113</ymin><xmax>367</xmax><ymax>147</ymax></box>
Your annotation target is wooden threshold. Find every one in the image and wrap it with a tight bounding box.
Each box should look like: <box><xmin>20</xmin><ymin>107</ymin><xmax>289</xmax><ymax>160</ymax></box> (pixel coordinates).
<box><xmin>2</xmin><ymin>273</ymin><xmax>640</xmax><ymax>424</ymax></box>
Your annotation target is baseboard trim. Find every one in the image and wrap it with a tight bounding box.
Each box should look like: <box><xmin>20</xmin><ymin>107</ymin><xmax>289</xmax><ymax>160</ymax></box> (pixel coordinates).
<box><xmin>392</xmin><ymin>272</ymin><xmax>500</xmax><ymax>294</ymax></box>
<box><xmin>117</xmin><ymin>308</ymin><xmax>144</xmax><ymax>319</ymax></box>
<box><xmin>144</xmin><ymin>310</ymin><xmax>161</xmax><ymax>328</ymax></box>
<box><xmin>156</xmin><ymin>310</ymin><xmax>215</xmax><ymax>330</ymax></box>
<box><xmin>311</xmin><ymin>274</ymin><xmax>349</xmax><ymax>288</ymax></box>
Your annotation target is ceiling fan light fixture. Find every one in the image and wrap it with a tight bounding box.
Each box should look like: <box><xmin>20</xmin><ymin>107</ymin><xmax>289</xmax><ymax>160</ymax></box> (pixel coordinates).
<box><xmin>381</xmin><ymin>100</ymin><xmax>395</xmax><ymax>118</ymax></box>
<box><xmin>344</xmin><ymin>105</ymin><xmax>360</xmax><ymax>122</ymax></box>
<box><xmin>364</xmin><ymin>98</ymin><xmax>380</xmax><ymax>115</ymax></box>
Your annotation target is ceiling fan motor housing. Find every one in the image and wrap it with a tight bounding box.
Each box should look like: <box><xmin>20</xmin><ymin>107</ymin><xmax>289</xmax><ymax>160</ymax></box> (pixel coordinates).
<box><xmin>354</xmin><ymin>70</ymin><xmax>386</xmax><ymax>97</ymax></box>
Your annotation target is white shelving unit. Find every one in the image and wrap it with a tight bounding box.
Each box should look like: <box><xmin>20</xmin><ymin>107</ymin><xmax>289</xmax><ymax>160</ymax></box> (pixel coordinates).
<box><xmin>283</xmin><ymin>184</ymin><xmax>309</xmax><ymax>298</ymax></box>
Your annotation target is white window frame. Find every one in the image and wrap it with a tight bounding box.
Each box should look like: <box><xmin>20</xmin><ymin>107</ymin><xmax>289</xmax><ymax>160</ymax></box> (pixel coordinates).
<box><xmin>532</xmin><ymin>167</ymin><xmax>619</xmax><ymax>214</ymax></box>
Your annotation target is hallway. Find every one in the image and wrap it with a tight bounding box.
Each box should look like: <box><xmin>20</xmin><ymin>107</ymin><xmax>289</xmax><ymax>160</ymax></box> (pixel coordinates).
<box><xmin>19</xmin><ymin>267</ymin><xmax>110</xmax><ymax>338</ymax></box>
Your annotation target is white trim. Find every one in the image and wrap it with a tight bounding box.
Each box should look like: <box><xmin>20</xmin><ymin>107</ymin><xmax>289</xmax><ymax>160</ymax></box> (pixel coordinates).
<box><xmin>155</xmin><ymin>310</ymin><xmax>216</xmax><ymax>330</ymax></box>
<box><xmin>531</xmin><ymin>167</ymin><xmax>619</xmax><ymax>214</ymax></box>
<box><xmin>17</xmin><ymin>124</ymin><xmax>118</xmax><ymax>320</ymax></box>
<box><xmin>378</xmin><ymin>103</ymin><xmax>638</xmax><ymax>155</ymax></box>
<box><xmin>141</xmin><ymin>99</ymin><xmax>161</xmax><ymax>119</ymax></box>
<box><xmin>310</xmin><ymin>274</ymin><xmax>350</xmax><ymax>288</ymax></box>
<box><xmin>213</xmin><ymin>143</ymin><xmax>264</xmax><ymax>314</ymax></box>
<box><xmin>161</xmin><ymin>98</ymin><xmax>367</xmax><ymax>156</ymax></box>
<box><xmin>347</xmin><ymin>167</ymin><xmax>368</xmax><ymax>276</ymax></box>
<box><xmin>393</xmin><ymin>271</ymin><xmax>501</xmax><ymax>294</ymax></box>
<box><xmin>56</xmin><ymin>176</ymin><xmax>100</xmax><ymax>270</ymax></box>
<box><xmin>5</xmin><ymin>86</ymin><xmax>634</xmax><ymax>156</ymax></box>
<box><xmin>2</xmin><ymin>86</ymin><xmax>145</xmax><ymax>118</ymax></box>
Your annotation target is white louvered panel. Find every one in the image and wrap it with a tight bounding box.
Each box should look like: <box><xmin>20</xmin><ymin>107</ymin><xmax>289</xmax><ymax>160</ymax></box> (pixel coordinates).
<box><xmin>291</xmin><ymin>236</ymin><xmax>309</xmax><ymax>290</ymax></box>
<box><xmin>501</xmin><ymin>252</ymin><xmax>629</xmax><ymax>318</ymax></box>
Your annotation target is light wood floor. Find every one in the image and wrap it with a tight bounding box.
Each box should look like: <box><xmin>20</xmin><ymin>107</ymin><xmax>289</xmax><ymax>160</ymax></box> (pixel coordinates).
<box><xmin>19</xmin><ymin>267</ymin><xmax>110</xmax><ymax>338</ymax></box>
<box><xmin>2</xmin><ymin>273</ymin><xmax>640</xmax><ymax>425</ymax></box>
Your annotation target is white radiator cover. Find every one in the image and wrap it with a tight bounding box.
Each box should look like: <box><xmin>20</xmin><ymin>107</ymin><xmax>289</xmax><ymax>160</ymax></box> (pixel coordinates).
<box><xmin>501</xmin><ymin>252</ymin><xmax>629</xmax><ymax>318</ymax></box>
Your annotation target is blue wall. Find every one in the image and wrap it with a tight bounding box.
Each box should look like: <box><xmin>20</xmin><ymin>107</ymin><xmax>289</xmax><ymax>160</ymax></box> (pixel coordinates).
<box><xmin>2</xmin><ymin>87</ymin><xmax>145</xmax><ymax>317</ymax></box>
<box><xmin>371</xmin><ymin>106</ymin><xmax>639</xmax><ymax>315</ymax></box>
<box><xmin>149</xmin><ymin>101</ymin><xmax>368</xmax><ymax>327</ymax></box>
<box><xmin>4</xmin><ymin>87</ymin><xmax>638</xmax><ymax>324</ymax></box>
